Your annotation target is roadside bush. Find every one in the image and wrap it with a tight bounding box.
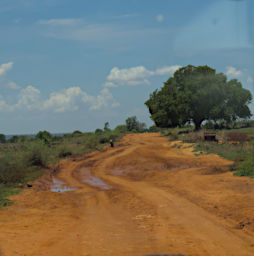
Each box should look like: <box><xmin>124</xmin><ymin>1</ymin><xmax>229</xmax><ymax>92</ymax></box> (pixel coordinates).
<box><xmin>25</xmin><ymin>141</ymin><xmax>49</xmax><ymax>167</ymax></box>
<box><xmin>0</xmin><ymin>134</ymin><xmax>6</xmax><ymax>143</ymax></box>
<box><xmin>148</xmin><ymin>125</ymin><xmax>160</xmax><ymax>132</ymax></box>
<box><xmin>125</xmin><ymin>116</ymin><xmax>146</xmax><ymax>132</ymax></box>
<box><xmin>170</xmin><ymin>129</ymin><xmax>179</xmax><ymax>140</ymax></box>
<box><xmin>72</xmin><ymin>130</ymin><xmax>82</xmax><ymax>136</ymax></box>
<box><xmin>234</xmin><ymin>154</ymin><xmax>254</xmax><ymax>177</ymax></box>
<box><xmin>225</xmin><ymin>132</ymin><xmax>249</xmax><ymax>144</ymax></box>
<box><xmin>95</xmin><ymin>128</ymin><xmax>103</xmax><ymax>134</ymax></box>
<box><xmin>9</xmin><ymin>135</ymin><xmax>19</xmax><ymax>143</ymax></box>
<box><xmin>181</xmin><ymin>130</ymin><xmax>203</xmax><ymax>143</ymax></box>
<box><xmin>114</xmin><ymin>125</ymin><xmax>127</xmax><ymax>133</ymax></box>
<box><xmin>0</xmin><ymin>154</ymin><xmax>26</xmax><ymax>184</ymax></box>
<box><xmin>99</xmin><ymin>137</ymin><xmax>109</xmax><ymax>144</ymax></box>
<box><xmin>35</xmin><ymin>130</ymin><xmax>52</xmax><ymax>144</ymax></box>
<box><xmin>57</xmin><ymin>144</ymin><xmax>73</xmax><ymax>158</ymax></box>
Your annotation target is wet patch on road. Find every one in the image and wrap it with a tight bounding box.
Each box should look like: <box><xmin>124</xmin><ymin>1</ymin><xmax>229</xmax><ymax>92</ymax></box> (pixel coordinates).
<box><xmin>50</xmin><ymin>178</ymin><xmax>76</xmax><ymax>193</ymax></box>
<box><xmin>112</xmin><ymin>169</ymin><xmax>125</xmax><ymax>176</ymax></box>
<box><xmin>84</xmin><ymin>176</ymin><xmax>111</xmax><ymax>190</ymax></box>
<box><xmin>76</xmin><ymin>167</ymin><xmax>112</xmax><ymax>190</ymax></box>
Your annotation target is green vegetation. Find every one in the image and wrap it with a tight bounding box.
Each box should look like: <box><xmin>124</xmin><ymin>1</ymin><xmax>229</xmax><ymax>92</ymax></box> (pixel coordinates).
<box><xmin>0</xmin><ymin>123</ymin><xmax>130</xmax><ymax>208</ymax></box>
<box><xmin>125</xmin><ymin>116</ymin><xmax>147</xmax><ymax>132</ymax></box>
<box><xmin>0</xmin><ymin>116</ymin><xmax>159</xmax><ymax>208</ymax></box>
<box><xmin>0</xmin><ymin>134</ymin><xmax>6</xmax><ymax>144</ymax></box>
<box><xmin>235</xmin><ymin>154</ymin><xmax>254</xmax><ymax>177</ymax></box>
<box><xmin>161</xmin><ymin>122</ymin><xmax>254</xmax><ymax>178</ymax></box>
<box><xmin>145</xmin><ymin>65</ymin><xmax>252</xmax><ymax>130</ymax></box>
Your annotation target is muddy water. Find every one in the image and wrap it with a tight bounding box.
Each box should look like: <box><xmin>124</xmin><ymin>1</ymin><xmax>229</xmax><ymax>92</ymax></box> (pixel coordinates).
<box><xmin>50</xmin><ymin>178</ymin><xmax>76</xmax><ymax>193</ymax></box>
<box><xmin>77</xmin><ymin>167</ymin><xmax>112</xmax><ymax>190</ymax></box>
<box><xmin>84</xmin><ymin>176</ymin><xmax>111</xmax><ymax>190</ymax></box>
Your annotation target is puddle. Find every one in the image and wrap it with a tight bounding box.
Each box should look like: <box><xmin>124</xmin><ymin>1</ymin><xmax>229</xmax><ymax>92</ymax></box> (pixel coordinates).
<box><xmin>50</xmin><ymin>178</ymin><xmax>76</xmax><ymax>193</ymax></box>
<box><xmin>78</xmin><ymin>167</ymin><xmax>112</xmax><ymax>190</ymax></box>
<box><xmin>84</xmin><ymin>176</ymin><xmax>111</xmax><ymax>190</ymax></box>
<box><xmin>112</xmin><ymin>169</ymin><xmax>125</xmax><ymax>176</ymax></box>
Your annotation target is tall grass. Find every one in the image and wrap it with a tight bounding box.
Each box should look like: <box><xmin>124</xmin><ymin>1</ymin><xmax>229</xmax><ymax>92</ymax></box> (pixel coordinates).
<box><xmin>234</xmin><ymin>154</ymin><xmax>254</xmax><ymax>177</ymax></box>
<box><xmin>170</xmin><ymin>127</ymin><xmax>254</xmax><ymax>178</ymax></box>
<box><xmin>0</xmin><ymin>127</ymin><xmax>128</xmax><ymax>207</ymax></box>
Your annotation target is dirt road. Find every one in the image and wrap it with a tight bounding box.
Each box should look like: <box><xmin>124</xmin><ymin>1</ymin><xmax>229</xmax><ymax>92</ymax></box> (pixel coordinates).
<box><xmin>1</xmin><ymin>133</ymin><xmax>254</xmax><ymax>256</ymax></box>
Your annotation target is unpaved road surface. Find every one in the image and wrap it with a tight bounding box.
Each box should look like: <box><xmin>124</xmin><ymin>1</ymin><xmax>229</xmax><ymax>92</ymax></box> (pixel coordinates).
<box><xmin>1</xmin><ymin>133</ymin><xmax>254</xmax><ymax>256</ymax></box>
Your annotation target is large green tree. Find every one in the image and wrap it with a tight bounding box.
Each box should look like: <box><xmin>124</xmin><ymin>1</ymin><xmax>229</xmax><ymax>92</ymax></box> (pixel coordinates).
<box><xmin>145</xmin><ymin>65</ymin><xmax>252</xmax><ymax>130</ymax></box>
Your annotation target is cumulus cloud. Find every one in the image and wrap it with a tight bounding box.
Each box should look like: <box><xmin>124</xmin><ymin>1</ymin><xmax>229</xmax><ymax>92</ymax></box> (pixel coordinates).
<box><xmin>105</xmin><ymin>65</ymin><xmax>181</xmax><ymax>87</ymax></box>
<box><xmin>90</xmin><ymin>88</ymin><xmax>116</xmax><ymax>110</ymax></box>
<box><xmin>156</xmin><ymin>14</ymin><xmax>164</xmax><ymax>22</ymax></box>
<box><xmin>106</xmin><ymin>66</ymin><xmax>152</xmax><ymax>87</ymax></box>
<box><xmin>5</xmin><ymin>81</ymin><xmax>21</xmax><ymax>90</ymax></box>
<box><xmin>17</xmin><ymin>85</ymin><xmax>41</xmax><ymax>110</ymax></box>
<box><xmin>42</xmin><ymin>87</ymin><xmax>84</xmax><ymax>112</ymax></box>
<box><xmin>0</xmin><ymin>62</ymin><xmax>13</xmax><ymax>76</ymax></box>
<box><xmin>225</xmin><ymin>66</ymin><xmax>242</xmax><ymax>77</ymax></box>
<box><xmin>38</xmin><ymin>18</ymin><xmax>83</xmax><ymax>26</ymax></box>
<box><xmin>155</xmin><ymin>65</ymin><xmax>182</xmax><ymax>75</ymax></box>
<box><xmin>0</xmin><ymin>85</ymin><xmax>119</xmax><ymax>112</ymax></box>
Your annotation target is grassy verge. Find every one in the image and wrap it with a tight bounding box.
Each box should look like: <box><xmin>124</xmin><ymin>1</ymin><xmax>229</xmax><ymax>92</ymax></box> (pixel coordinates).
<box><xmin>161</xmin><ymin>127</ymin><xmax>254</xmax><ymax>178</ymax></box>
<box><xmin>0</xmin><ymin>128</ymin><xmax>127</xmax><ymax>208</ymax></box>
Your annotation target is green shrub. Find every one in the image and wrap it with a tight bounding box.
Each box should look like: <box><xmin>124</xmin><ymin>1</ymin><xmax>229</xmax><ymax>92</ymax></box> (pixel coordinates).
<box><xmin>0</xmin><ymin>154</ymin><xmax>26</xmax><ymax>184</ymax></box>
<box><xmin>9</xmin><ymin>135</ymin><xmax>19</xmax><ymax>143</ymax></box>
<box><xmin>95</xmin><ymin>128</ymin><xmax>103</xmax><ymax>134</ymax></box>
<box><xmin>99</xmin><ymin>137</ymin><xmax>109</xmax><ymax>144</ymax></box>
<box><xmin>0</xmin><ymin>134</ymin><xmax>6</xmax><ymax>143</ymax></box>
<box><xmin>148</xmin><ymin>125</ymin><xmax>160</xmax><ymax>132</ymax></box>
<box><xmin>234</xmin><ymin>154</ymin><xmax>254</xmax><ymax>177</ymax></box>
<box><xmin>25</xmin><ymin>141</ymin><xmax>49</xmax><ymax>167</ymax></box>
<box><xmin>114</xmin><ymin>125</ymin><xmax>127</xmax><ymax>133</ymax></box>
<box><xmin>58</xmin><ymin>144</ymin><xmax>73</xmax><ymax>158</ymax></box>
<box><xmin>72</xmin><ymin>130</ymin><xmax>82</xmax><ymax>136</ymax></box>
<box><xmin>0</xmin><ymin>198</ymin><xmax>12</xmax><ymax>207</ymax></box>
<box><xmin>170</xmin><ymin>129</ymin><xmax>179</xmax><ymax>140</ymax></box>
<box><xmin>35</xmin><ymin>130</ymin><xmax>52</xmax><ymax>144</ymax></box>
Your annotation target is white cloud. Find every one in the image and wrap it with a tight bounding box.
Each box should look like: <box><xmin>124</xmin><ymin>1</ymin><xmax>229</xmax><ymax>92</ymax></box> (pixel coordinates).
<box><xmin>90</xmin><ymin>88</ymin><xmax>116</xmax><ymax>110</ymax></box>
<box><xmin>156</xmin><ymin>14</ymin><xmax>164</xmax><ymax>22</ymax></box>
<box><xmin>106</xmin><ymin>66</ymin><xmax>153</xmax><ymax>87</ymax></box>
<box><xmin>104</xmin><ymin>81</ymin><xmax>118</xmax><ymax>88</ymax></box>
<box><xmin>105</xmin><ymin>65</ymin><xmax>182</xmax><ymax>87</ymax></box>
<box><xmin>42</xmin><ymin>87</ymin><xmax>84</xmax><ymax>112</ymax></box>
<box><xmin>0</xmin><ymin>95</ymin><xmax>14</xmax><ymax>112</ymax></box>
<box><xmin>6</xmin><ymin>81</ymin><xmax>21</xmax><ymax>90</ymax></box>
<box><xmin>17</xmin><ymin>85</ymin><xmax>41</xmax><ymax>110</ymax></box>
<box><xmin>0</xmin><ymin>62</ymin><xmax>13</xmax><ymax>76</ymax></box>
<box><xmin>247</xmin><ymin>76</ymin><xmax>254</xmax><ymax>83</ymax></box>
<box><xmin>225</xmin><ymin>66</ymin><xmax>242</xmax><ymax>77</ymax></box>
<box><xmin>155</xmin><ymin>65</ymin><xmax>182</xmax><ymax>75</ymax></box>
<box><xmin>0</xmin><ymin>85</ymin><xmax>119</xmax><ymax>113</ymax></box>
<box><xmin>38</xmin><ymin>18</ymin><xmax>83</xmax><ymax>26</ymax></box>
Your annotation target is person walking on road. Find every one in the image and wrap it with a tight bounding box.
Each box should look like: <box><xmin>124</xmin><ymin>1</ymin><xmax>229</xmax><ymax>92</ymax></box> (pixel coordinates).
<box><xmin>110</xmin><ymin>139</ymin><xmax>114</xmax><ymax>147</ymax></box>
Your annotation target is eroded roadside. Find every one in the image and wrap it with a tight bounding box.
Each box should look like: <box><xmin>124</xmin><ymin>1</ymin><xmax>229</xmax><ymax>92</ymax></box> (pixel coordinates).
<box><xmin>0</xmin><ymin>133</ymin><xmax>254</xmax><ymax>256</ymax></box>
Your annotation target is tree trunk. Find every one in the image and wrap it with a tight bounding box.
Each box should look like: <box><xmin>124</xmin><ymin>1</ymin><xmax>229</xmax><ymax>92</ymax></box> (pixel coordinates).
<box><xmin>194</xmin><ymin>119</ymin><xmax>203</xmax><ymax>131</ymax></box>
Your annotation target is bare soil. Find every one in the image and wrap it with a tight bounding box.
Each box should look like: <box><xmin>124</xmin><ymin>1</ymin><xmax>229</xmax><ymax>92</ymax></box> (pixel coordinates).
<box><xmin>1</xmin><ymin>133</ymin><xmax>254</xmax><ymax>256</ymax></box>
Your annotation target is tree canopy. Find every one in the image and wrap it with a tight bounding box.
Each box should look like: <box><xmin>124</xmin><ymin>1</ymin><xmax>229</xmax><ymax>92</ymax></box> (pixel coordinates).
<box><xmin>145</xmin><ymin>65</ymin><xmax>252</xmax><ymax>130</ymax></box>
<box><xmin>35</xmin><ymin>130</ymin><xmax>52</xmax><ymax>144</ymax></box>
<box><xmin>125</xmin><ymin>116</ymin><xmax>146</xmax><ymax>132</ymax></box>
<box><xmin>0</xmin><ymin>134</ymin><xmax>6</xmax><ymax>143</ymax></box>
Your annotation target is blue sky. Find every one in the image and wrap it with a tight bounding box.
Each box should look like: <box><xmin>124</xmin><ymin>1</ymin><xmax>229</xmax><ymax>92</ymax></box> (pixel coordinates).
<box><xmin>0</xmin><ymin>0</ymin><xmax>254</xmax><ymax>134</ymax></box>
